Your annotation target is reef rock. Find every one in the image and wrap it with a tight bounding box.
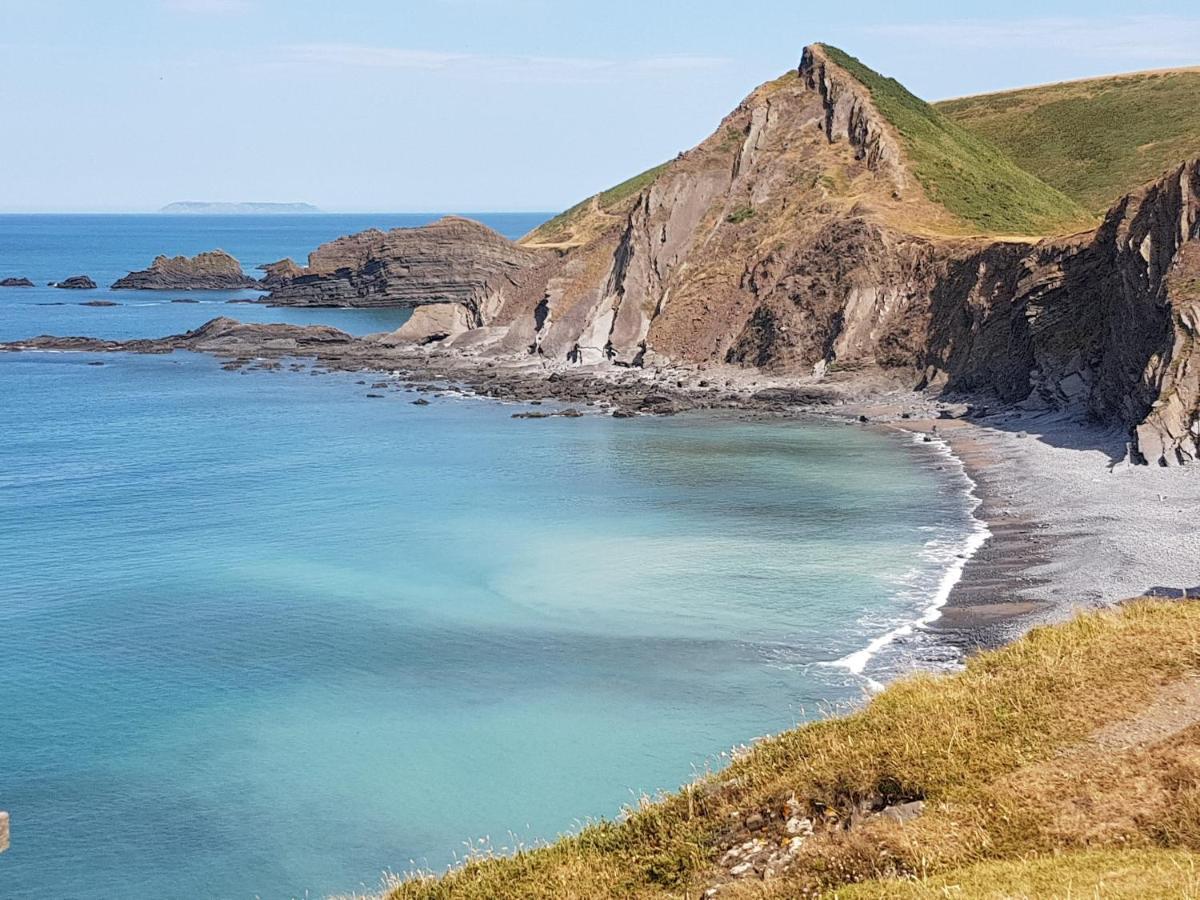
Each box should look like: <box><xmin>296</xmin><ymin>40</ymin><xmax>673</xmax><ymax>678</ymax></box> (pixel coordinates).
<box><xmin>0</xmin><ymin>277</ymin><xmax>33</xmax><ymax>287</ymax></box>
<box><xmin>258</xmin><ymin>258</ymin><xmax>304</xmax><ymax>290</ymax></box>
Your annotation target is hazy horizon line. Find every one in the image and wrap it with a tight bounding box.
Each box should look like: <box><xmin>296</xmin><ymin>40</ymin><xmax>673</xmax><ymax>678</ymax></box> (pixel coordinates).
<box><xmin>0</xmin><ymin>208</ymin><xmax>561</xmax><ymax>216</ymax></box>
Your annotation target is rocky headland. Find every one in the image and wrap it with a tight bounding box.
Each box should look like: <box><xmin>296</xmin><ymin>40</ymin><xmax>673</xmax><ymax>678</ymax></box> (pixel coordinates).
<box><xmin>111</xmin><ymin>250</ymin><xmax>262</xmax><ymax>290</ymax></box>
<box><xmin>244</xmin><ymin>46</ymin><xmax>1200</xmax><ymax>467</ymax></box>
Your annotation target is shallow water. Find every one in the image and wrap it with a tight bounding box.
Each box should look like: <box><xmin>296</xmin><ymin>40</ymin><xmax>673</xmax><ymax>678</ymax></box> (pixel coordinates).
<box><xmin>0</xmin><ymin>216</ymin><xmax>981</xmax><ymax>899</ymax></box>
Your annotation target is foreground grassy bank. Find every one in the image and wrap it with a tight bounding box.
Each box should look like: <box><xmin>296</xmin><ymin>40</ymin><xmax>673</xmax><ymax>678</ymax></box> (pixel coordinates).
<box><xmin>357</xmin><ymin>600</ymin><xmax>1200</xmax><ymax>898</ymax></box>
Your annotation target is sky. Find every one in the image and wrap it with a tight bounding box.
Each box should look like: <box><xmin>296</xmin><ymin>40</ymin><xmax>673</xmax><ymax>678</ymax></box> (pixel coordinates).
<box><xmin>2</xmin><ymin>1</ymin><xmax>1199</xmax><ymax>213</ymax></box>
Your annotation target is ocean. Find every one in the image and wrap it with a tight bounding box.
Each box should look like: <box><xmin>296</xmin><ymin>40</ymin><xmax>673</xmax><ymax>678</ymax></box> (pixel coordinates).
<box><xmin>0</xmin><ymin>215</ymin><xmax>983</xmax><ymax>899</ymax></box>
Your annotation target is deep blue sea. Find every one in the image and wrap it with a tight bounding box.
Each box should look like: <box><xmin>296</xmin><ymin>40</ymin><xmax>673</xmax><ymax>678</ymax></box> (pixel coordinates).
<box><xmin>0</xmin><ymin>215</ymin><xmax>982</xmax><ymax>899</ymax></box>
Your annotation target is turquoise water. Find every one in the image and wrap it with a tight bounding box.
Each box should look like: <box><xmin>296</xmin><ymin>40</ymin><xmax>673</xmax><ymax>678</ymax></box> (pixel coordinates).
<box><xmin>0</xmin><ymin>218</ymin><xmax>979</xmax><ymax>899</ymax></box>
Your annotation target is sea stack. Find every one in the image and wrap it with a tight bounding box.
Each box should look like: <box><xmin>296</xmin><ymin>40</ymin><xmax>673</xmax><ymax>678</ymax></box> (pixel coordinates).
<box><xmin>111</xmin><ymin>250</ymin><xmax>262</xmax><ymax>290</ymax></box>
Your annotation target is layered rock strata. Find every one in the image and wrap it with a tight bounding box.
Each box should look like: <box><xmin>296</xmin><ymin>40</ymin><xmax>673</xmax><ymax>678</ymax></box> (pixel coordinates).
<box><xmin>111</xmin><ymin>250</ymin><xmax>261</xmax><ymax>290</ymax></box>
<box><xmin>263</xmin><ymin>216</ymin><xmax>553</xmax><ymax>315</ymax></box>
<box><xmin>13</xmin><ymin>44</ymin><xmax>1200</xmax><ymax>465</ymax></box>
<box><xmin>51</xmin><ymin>276</ymin><xmax>96</xmax><ymax>289</ymax></box>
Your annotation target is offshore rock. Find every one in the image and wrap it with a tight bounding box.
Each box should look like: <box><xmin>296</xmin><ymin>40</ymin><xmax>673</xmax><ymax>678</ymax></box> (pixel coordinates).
<box><xmin>263</xmin><ymin>216</ymin><xmax>552</xmax><ymax>312</ymax></box>
<box><xmin>51</xmin><ymin>276</ymin><xmax>97</xmax><ymax>289</ymax></box>
<box><xmin>111</xmin><ymin>250</ymin><xmax>262</xmax><ymax>290</ymax></box>
<box><xmin>0</xmin><ymin>277</ymin><xmax>33</xmax><ymax>287</ymax></box>
<box><xmin>258</xmin><ymin>258</ymin><xmax>305</xmax><ymax>290</ymax></box>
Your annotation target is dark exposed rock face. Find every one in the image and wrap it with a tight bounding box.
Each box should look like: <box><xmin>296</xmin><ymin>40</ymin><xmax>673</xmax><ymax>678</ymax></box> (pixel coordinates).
<box><xmin>263</xmin><ymin>216</ymin><xmax>553</xmax><ymax>315</ymax></box>
<box><xmin>3</xmin><ymin>317</ymin><xmax>354</xmax><ymax>355</ymax></box>
<box><xmin>111</xmin><ymin>250</ymin><xmax>261</xmax><ymax>290</ymax></box>
<box><xmin>52</xmin><ymin>276</ymin><xmax>97</xmax><ymax>289</ymax></box>
<box><xmin>0</xmin><ymin>277</ymin><xmax>33</xmax><ymax>287</ymax></box>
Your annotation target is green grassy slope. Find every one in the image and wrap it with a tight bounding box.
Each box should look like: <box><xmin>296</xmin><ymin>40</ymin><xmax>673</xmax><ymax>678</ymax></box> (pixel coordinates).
<box><xmin>937</xmin><ymin>68</ymin><xmax>1200</xmax><ymax>215</ymax></box>
<box><xmin>818</xmin><ymin>45</ymin><xmax>1090</xmax><ymax>235</ymax></box>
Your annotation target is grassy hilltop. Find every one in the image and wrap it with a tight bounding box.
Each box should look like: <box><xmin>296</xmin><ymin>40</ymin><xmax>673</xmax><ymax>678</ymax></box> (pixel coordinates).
<box><xmin>938</xmin><ymin>67</ymin><xmax>1200</xmax><ymax>216</ymax></box>
<box><xmin>525</xmin><ymin>49</ymin><xmax>1200</xmax><ymax>250</ymax></box>
<box><xmin>371</xmin><ymin>600</ymin><xmax>1200</xmax><ymax>899</ymax></box>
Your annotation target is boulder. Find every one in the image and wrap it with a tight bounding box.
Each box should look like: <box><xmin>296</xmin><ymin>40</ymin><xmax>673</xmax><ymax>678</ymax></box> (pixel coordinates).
<box><xmin>379</xmin><ymin>303</ymin><xmax>474</xmax><ymax>346</ymax></box>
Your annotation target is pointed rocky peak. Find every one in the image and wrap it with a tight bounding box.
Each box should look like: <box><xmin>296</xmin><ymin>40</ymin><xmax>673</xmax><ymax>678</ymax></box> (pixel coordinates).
<box><xmin>797</xmin><ymin>44</ymin><xmax>908</xmax><ymax>186</ymax></box>
<box><xmin>806</xmin><ymin>44</ymin><xmax>1088</xmax><ymax>236</ymax></box>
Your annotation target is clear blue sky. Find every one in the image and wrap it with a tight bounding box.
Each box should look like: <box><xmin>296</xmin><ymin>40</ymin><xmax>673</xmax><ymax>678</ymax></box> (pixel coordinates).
<box><xmin>2</xmin><ymin>1</ymin><xmax>1198</xmax><ymax>212</ymax></box>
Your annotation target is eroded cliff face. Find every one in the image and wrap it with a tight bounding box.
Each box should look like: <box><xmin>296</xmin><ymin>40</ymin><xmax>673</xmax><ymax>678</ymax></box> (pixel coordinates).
<box><xmin>264</xmin><ymin>216</ymin><xmax>554</xmax><ymax>318</ymax></box>
<box><xmin>495</xmin><ymin>45</ymin><xmax>946</xmax><ymax>370</ymax></box>
<box><xmin>476</xmin><ymin>47</ymin><xmax>1199</xmax><ymax>465</ymax></box>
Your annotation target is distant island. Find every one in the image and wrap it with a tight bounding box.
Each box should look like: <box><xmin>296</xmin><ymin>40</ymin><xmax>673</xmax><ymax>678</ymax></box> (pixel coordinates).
<box><xmin>159</xmin><ymin>202</ymin><xmax>321</xmax><ymax>215</ymax></box>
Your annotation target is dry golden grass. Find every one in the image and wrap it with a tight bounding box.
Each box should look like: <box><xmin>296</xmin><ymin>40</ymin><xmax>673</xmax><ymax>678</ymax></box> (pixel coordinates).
<box><xmin>938</xmin><ymin>68</ymin><xmax>1200</xmax><ymax>216</ymax></box>
<box><xmin>363</xmin><ymin>600</ymin><xmax>1200</xmax><ymax>899</ymax></box>
<box><xmin>833</xmin><ymin>849</ymin><xmax>1200</xmax><ymax>899</ymax></box>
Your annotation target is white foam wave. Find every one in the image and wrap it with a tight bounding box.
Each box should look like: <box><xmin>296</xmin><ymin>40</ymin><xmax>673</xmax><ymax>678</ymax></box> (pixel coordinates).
<box><xmin>824</xmin><ymin>430</ymin><xmax>991</xmax><ymax>685</ymax></box>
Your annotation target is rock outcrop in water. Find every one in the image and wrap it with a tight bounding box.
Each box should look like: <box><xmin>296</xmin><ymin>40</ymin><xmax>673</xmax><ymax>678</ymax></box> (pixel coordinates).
<box><xmin>258</xmin><ymin>258</ymin><xmax>304</xmax><ymax>291</ymax></box>
<box><xmin>51</xmin><ymin>276</ymin><xmax>97</xmax><ymax>289</ymax></box>
<box><xmin>262</xmin><ymin>216</ymin><xmax>553</xmax><ymax>314</ymax></box>
<box><xmin>111</xmin><ymin>250</ymin><xmax>262</xmax><ymax>290</ymax></box>
<box><xmin>1</xmin><ymin>277</ymin><xmax>33</xmax><ymax>287</ymax></box>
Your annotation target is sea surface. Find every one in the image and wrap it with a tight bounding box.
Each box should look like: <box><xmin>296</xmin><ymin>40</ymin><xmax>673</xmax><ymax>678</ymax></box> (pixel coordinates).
<box><xmin>0</xmin><ymin>213</ymin><xmax>546</xmax><ymax>342</ymax></box>
<box><xmin>0</xmin><ymin>215</ymin><xmax>982</xmax><ymax>899</ymax></box>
